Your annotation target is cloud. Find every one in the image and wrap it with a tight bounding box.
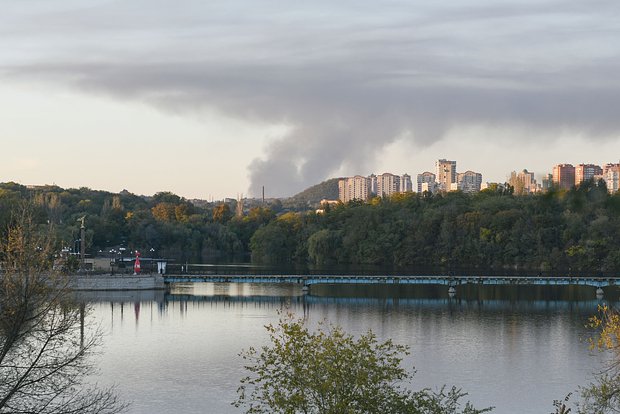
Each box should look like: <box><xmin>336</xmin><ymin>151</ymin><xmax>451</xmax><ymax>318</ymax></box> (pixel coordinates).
<box><xmin>1</xmin><ymin>0</ymin><xmax>620</xmax><ymax>196</ymax></box>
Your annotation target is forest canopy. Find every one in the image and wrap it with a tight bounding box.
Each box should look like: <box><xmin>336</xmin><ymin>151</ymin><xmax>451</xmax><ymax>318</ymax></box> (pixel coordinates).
<box><xmin>1</xmin><ymin>179</ymin><xmax>618</xmax><ymax>274</ymax></box>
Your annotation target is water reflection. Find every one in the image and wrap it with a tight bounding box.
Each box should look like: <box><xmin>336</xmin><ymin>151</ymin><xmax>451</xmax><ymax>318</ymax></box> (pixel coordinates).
<box><xmin>76</xmin><ymin>283</ymin><xmax>614</xmax><ymax>319</ymax></box>
<box><xmin>81</xmin><ymin>283</ymin><xmax>613</xmax><ymax>414</ymax></box>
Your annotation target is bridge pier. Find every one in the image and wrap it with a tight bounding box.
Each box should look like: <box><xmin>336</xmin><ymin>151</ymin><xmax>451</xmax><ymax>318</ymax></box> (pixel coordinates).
<box><xmin>596</xmin><ymin>287</ymin><xmax>604</xmax><ymax>298</ymax></box>
<box><xmin>302</xmin><ymin>285</ymin><xmax>310</xmax><ymax>294</ymax></box>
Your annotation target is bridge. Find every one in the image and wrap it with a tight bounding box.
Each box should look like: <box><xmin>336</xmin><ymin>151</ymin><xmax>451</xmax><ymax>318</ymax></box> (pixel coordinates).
<box><xmin>162</xmin><ymin>273</ymin><xmax>619</xmax><ymax>293</ymax></box>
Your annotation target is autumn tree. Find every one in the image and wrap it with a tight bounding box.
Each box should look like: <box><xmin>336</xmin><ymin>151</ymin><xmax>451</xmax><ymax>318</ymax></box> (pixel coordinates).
<box><xmin>213</xmin><ymin>203</ymin><xmax>233</xmax><ymax>223</ymax></box>
<box><xmin>578</xmin><ymin>305</ymin><xmax>620</xmax><ymax>413</ymax></box>
<box><xmin>0</xmin><ymin>208</ymin><xmax>124</xmax><ymax>414</ymax></box>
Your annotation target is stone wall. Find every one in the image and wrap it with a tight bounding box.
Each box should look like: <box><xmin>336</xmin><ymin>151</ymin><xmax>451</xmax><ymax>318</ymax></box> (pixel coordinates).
<box><xmin>70</xmin><ymin>274</ymin><xmax>165</xmax><ymax>291</ymax></box>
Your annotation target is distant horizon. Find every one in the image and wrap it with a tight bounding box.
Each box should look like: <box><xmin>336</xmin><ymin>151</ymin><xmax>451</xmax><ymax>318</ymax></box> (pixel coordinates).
<box><xmin>5</xmin><ymin>156</ymin><xmax>618</xmax><ymax>202</ymax></box>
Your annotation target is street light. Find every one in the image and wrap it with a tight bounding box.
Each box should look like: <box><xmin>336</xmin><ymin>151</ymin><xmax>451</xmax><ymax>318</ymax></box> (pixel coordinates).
<box><xmin>149</xmin><ymin>248</ymin><xmax>155</xmax><ymax>274</ymax></box>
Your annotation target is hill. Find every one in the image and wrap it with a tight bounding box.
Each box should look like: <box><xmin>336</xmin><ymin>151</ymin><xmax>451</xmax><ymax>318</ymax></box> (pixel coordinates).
<box><xmin>287</xmin><ymin>178</ymin><xmax>340</xmax><ymax>207</ymax></box>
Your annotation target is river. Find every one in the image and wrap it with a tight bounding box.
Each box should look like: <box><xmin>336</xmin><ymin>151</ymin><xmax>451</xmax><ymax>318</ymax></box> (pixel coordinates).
<box><xmin>82</xmin><ymin>283</ymin><xmax>614</xmax><ymax>413</ymax></box>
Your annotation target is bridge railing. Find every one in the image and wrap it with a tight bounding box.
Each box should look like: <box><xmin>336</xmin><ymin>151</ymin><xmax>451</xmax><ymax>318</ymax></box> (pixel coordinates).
<box><xmin>161</xmin><ymin>263</ymin><xmax>617</xmax><ymax>279</ymax></box>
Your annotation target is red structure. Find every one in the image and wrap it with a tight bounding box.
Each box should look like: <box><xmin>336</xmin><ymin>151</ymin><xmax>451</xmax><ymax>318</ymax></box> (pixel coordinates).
<box><xmin>134</xmin><ymin>251</ymin><xmax>141</xmax><ymax>275</ymax></box>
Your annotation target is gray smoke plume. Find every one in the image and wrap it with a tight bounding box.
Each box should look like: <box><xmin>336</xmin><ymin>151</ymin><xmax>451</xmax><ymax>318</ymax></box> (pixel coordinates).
<box><xmin>2</xmin><ymin>0</ymin><xmax>620</xmax><ymax>196</ymax></box>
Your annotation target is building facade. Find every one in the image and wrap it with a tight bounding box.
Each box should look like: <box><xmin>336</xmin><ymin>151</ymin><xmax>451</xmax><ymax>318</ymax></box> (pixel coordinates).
<box><xmin>376</xmin><ymin>173</ymin><xmax>401</xmax><ymax>198</ymax></box>
<box><xmin>509</xmin><ymin>169</ymin><xmax>538</xmax><ymax>194</ymax></box>
<box><xmin>368</xmin><ymin>174</ymin><xmax>378</xmax><ymax>195</ymax></box>
<box><xmin>435</xmin><ymin>159</ymin><xmax>457</xmax><ymax>191</ymax></box>
<box><xmin>575</xmin><ymin>164</ymin><xmax>603</xmax><ymax>186</ymax></box>
<box><xmin>552</xmin><ymin>164</ymin><xmax>575</xmax><ymax>190</ymax></box>
<box><xmin>604</xmin><ymin>163</ymin><xmax>620</xmax><ymax>193</ymax></box>
<box><xmin>541</xmin><ymin>174</ymin><xmax>553</xmax><ymax>191</ymax></box>
<box><xmin>400</xmin><ymin>174</ymin><xmax>413</xmax><ymax>193</ymax></box>
<box><xmin>417</xmin><ymin>172</ymin><xmax>436</xmax><ymax>193</ymax></box>
<box><xmin>338</xmin><ymin>175</ymin><xmax>371</xmax><ymax>202</ymax></box>
<box><xmin>457</xmin><ymin>171</ymin><xmax>483</xmax><ymax>193</ymax></box>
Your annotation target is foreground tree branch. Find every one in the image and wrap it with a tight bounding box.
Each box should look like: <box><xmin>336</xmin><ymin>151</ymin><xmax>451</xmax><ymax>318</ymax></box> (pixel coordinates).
<box><xmin>0</xmin><ymin>207</ymin><xmax>125</xmax><ymax>414</ymax></box>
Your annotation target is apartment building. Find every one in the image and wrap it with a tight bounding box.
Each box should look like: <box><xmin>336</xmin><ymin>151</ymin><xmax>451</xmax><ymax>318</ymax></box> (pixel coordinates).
<box><xmin>400</xmin><ymin>174</ymin><xmax>413</xmax><ymax>193</ymax></box>
<box><xmin>509</xmin><ymin>169</ymin><xmax>538</xmax><ymax>194</ymax></box>
<box><xmin>604</xmin><ymin>163</ymin><xmax>620</xmax><ymax>193</ymax></box>
<box><xmin>417</xmin><ymin>172</ymin><xmax>436</xmax><ymax>193</ymax></box>
<box><xmin>456</xmin><ymin>171</ymin><xmax>483</xmax><ymax>193</ymax></box>
<box><xmin>435</xmin><ymin>159</ymin><xmax>457</xmax><ymax>191</ymax></box>
<box><xmin>575</xmin><ymin>164</ymin><xmax>603</xmax><ymax>186</ymax></box>
<box><xmin>376</xmin><ymin>173</ymin><xmax>401</xmax><ymax>198</ymax></box>
<box><xmin>552</xmin><ymin>164</ymin><xmax>575</xmax><ymax>190</ymax></box>
<box><xmin>338</xmin><ymin>175</ymin><xmax>371</xmax><ymax>202</ymax></box>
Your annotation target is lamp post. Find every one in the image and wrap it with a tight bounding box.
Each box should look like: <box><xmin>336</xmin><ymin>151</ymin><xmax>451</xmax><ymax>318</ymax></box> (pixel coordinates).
<box><xmin>109</xmin><ymin>249</ymin><xmax>116</xmax><ymax>274</ymax></box>
<box><xmin>149</xmin><ymin>248</ymin><xmax>155</xmax><ymax>274</ymax></box>
<box><xmin>77</xmin><ymin>216</ymin><xmax>86</xmax><ymax>270</ymax></box>
<box><xmin>118</xmin><ymin>247</ymin><xmax>125</xmax><ymax>273</ymax></box>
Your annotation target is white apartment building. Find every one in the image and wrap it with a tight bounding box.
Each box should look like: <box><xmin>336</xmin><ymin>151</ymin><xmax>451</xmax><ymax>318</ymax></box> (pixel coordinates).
<box><xmin>417</xmin><ymin>172</ymin><xmax>436</xmax><ymax>193</ymax></box>
<box><xmin>376</xmin><ymin>173</ymin><xmax>401</xmax><ymax>198</ymax></box>
<box><xmin>338</xmin><ymin>175</ymin><xmax>371</xmax><ymax>202</ymax></box>
<box><xmin>604</xmin><ymin>163</ymin><xmax>620</xmax><ymax>193</ymax></box>
<box><xmin>457</xmin><ymin>171</ymin><xmax>483</xmax><ymax>193</ymax></box>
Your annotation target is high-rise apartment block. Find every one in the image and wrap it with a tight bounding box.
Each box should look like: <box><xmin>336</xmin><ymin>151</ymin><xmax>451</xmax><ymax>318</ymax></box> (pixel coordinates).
<box><xmin>552</xmin><ymin>164</ymin><xmax>575</xmax><ymax>190</ymax></box>
<box><xmin>456</xmin><ymin>171</ymin><xmax>483</xmax><ymax>193</ymax></box>
<box><xmin>509</xmin><ymin>169</ymin><xmax>538</xmax><ymax>194</ymax></box>
<box><xmin>575</xmin><ymin>164</ymin><xmax>603</xmax><ymax>186</ymax></box>
<box><xmin>338</xmin><ymin>175</ymin><xmax>371</xmax><ymax>202</ymax></box>
<box><xmin>435</xmin><ymin>159</ymin><xmax>456</xmax><ymax>191</ymax></box>
<box><xmin>400</xmin><ymin>174</ymin><xmax>413</xmax><ymax>193</ymax></box>
<box><xmin>368</xmin><ymin>174</ymin><xmax>378</xmax><ymax>195</ymax></box>
<box><xmin>604</xmin><ymin>163</ymin><xmax>620</xmax><ymax>193</ymax></box>
<box><xmin>541</xmin><ymin>174</ymin><xmax>553</xmax><ymax>191</ymax></box>
<box><xmin>376</xmin><ymin>173</ymin><xmax>401</xmax><ymax>198</ymax></box>
<box><xmin>417</xmin><ymin>172</ymin><xmax>436</xmax><ymax>193</ymax></box>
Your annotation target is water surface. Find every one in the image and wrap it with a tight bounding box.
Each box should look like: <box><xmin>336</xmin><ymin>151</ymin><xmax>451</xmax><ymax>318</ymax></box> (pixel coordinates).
<box><xmin>84</xmin><ymin>283</ymin><xmax>613</xmax><ymax>413</ymax></box>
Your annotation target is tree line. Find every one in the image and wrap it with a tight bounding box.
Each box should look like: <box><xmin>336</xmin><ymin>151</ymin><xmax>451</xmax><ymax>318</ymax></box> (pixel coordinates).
<box><xmin>1</xmin><ymin>180</ymin><xmax>619</xmax><ymax>273</ymax></box>
<box><xmin>0</xmin><ymin>182</ymin><xmax>276</xmax><ymax>263</ymax></box>
<box><xmin>250</xmin><ymin>180</ymin><xmax>620</xmax><ymax>274</ymax></box>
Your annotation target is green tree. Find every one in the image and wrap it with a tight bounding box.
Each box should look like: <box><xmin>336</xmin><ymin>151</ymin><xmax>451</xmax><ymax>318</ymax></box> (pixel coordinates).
<box><xmin>307</xmin><ymin>229</ymin><xmax>342</xmax><ymax>265</ymax></box>
<box><xmin>235</xmin><ymin>315</ymin><xmax>490</xmax><ymax>414</ymax></box>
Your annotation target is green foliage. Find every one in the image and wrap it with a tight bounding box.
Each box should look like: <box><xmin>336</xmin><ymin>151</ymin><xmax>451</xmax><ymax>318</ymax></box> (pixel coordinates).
<box><xmin>249</xmin><ymin>183</ymin><xmax>620</xmax><ymax>273</ymax></box>
<box><xmin>2</xmin><ymin>180</ymin><xmax>620</xmax><ymax>271</ymax></box>
<box><xmin>0</xmin><ymin>183</ymin><xmax>247</xmax><ymax>263</ymax></box>
<box><xmin>285</xmin><ymin>178</ymin><xmax>341</xmax><ymax>209</ymax></box>
<box><xmin>235</xmin><ymin>315</ymin><xmax>490</xmax><ymax>414</ymax></box>
<box><xmin>307</xmin><ymin>229</ymin><xmax>342</xmax><ymax>265</ymax></box>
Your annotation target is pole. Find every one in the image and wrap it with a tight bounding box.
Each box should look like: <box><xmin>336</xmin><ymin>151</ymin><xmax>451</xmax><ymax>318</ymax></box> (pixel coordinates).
<box><xmin>77</xmin><ymin>216</ymin><xmax>86</xmax><ymax>270</ymax></box>
<box><xmin>80</xmin><ymin>225</ymin><xmax>85</xmax><ymax>269</ymax></box>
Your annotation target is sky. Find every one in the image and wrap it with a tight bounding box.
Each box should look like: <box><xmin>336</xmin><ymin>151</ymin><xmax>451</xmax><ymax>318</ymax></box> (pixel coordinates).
<box><xmin>1</xmin><ymin>0</ymin><xmax>620</xmax><ymax>199</ymax></box>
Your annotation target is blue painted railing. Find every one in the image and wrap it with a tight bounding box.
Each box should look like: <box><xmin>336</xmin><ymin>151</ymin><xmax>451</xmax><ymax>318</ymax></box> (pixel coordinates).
<box><xmin>163</xmin><ymin>274</ymin><xmax>619</xmax><ymax>288</ymax></box>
